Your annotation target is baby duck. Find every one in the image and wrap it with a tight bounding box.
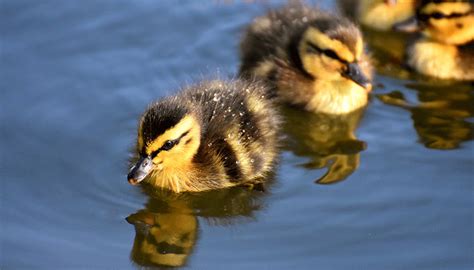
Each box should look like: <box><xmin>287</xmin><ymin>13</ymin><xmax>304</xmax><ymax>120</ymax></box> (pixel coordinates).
<box><xmin>394</xmin><ymin>0</ymin><xmax>474</xmax><ymax>80</ymax></box>
<box><xmin>356</xmin><ymin>0</ymin><xmax>417</xmax><ymax>31</ymax></box>
<box><xmin>127</xmin><ymin>79</ymin><xmax>280</xmax><ymax>193</ymax></box>
<box><xmin>239</xmin><ymin>2</ymin><xmax>373</xmax><ymax>115</ymax></box>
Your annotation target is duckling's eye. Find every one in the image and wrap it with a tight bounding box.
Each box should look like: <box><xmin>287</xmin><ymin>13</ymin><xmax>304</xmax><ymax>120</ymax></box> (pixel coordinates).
<box><xmin>161</xmin><ymin>140</ymin><xmax>175</xmax><ymax>151</ymax></box>
<box><xmin>306</xmin><ymin>42</ymin><xmax>346</xmax><ymax>63</ymax></box>
<box><xmin>321</xmin><ymin>49</ymin><xmax>340</xmax><ymax>61</ymax></box>
<box><xmin>431</xmin><ymin>12</ymin><xmax>445</xmax><ymax>19</ymax></box>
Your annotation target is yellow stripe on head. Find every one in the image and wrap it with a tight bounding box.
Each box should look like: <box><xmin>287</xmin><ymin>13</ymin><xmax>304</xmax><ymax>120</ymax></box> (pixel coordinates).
<box><xmin>145</xmin><ymin>115</ymin><xmax>198</xmax><ymax>155</ymax></box>
<box><xmin>303</xmin><ymin>27</ymin><xmax>356</xmax><ymax>63</ymax></box>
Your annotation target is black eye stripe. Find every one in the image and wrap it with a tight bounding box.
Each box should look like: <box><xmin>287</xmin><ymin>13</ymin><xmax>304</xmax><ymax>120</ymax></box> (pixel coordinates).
<box><xmin>419</xmin><ymin>11</ymin><xmax>470</xmax><ymax>21</ymax></box>
<box><xmin>150</xmin><ymin>129</ymin><xmax>191</xmax><ymax>158</ymax></box>
<box><xmin>323</xmin><ymin>49</ymin><xmax>344</xmax><ymax>62</ymax></box>
<box><xmin>306</xmin><ymin>42</ymin><xmax>348</xmax><ymax>64</ymax></box>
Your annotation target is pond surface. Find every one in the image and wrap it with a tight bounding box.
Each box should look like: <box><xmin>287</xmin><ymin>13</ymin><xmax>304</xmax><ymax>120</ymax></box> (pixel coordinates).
<box><xmin>1</xmin><ymin>1</ymin><xmax>473</xmax><ymax>269</ymax></box>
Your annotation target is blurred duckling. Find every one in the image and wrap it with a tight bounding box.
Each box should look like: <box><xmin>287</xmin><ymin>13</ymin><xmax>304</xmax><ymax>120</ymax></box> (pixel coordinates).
<box><xmin>356</xmin><ymin>0</ymin><xmax>417</xmax><ymax>31</ymax></box>
<box><xmin>127</xmin><ymin>79</ymin><xmax>281</xmax><ymax>193</ymax></box>
<box><xmin>239</xmin><ymin>2</ymin><xmax>373</xmax><ymax>115</ymax></box>
<box><xmin>394</xmin><ymin>0</ymin><xmax>474</xmax><ymax>80</ymax></box>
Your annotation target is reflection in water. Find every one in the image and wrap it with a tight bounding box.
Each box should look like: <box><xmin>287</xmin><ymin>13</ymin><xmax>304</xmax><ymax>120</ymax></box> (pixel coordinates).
<box><xmin>378</xmin><ymin>82</ymin><xmax>474</xmax><ymax>150</ymax></box>
<box><xmin>126</xmin><ymin>187</ymin><xmax>268</xmax><ymax>268</ymax></box>
<box><xmin>127</xmin><ymin>201</ymin><xmax>197</xmax><ymax>268</ymax></box>
<box><xmin>283</xmin><ymin>106</ymin><xmax>367</xmax><ymax>184</ymax></box>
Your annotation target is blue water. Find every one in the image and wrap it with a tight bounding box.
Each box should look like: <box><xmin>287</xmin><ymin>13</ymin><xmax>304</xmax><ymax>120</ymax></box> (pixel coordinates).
<box><xmin>1</xmin><ymin>1</ymin><xmax>473</xmax><ymax>269</ymax></box>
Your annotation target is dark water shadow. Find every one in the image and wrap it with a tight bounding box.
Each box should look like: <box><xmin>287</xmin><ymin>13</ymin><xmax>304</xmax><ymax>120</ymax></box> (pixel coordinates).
<box><xmin>282</xmin><ymin>106</ymin><xmax>367</xmax><ymax>184</ymax></box>
<box><xmin>126</xmin><ymin>184</ymin><xmax>272</xmax><ymax>268</ymax></box>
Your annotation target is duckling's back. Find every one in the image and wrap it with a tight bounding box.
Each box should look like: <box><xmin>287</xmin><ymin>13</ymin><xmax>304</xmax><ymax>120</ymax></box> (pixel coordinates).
<box><xmin>183</xmin><ymin>80</ymin><xmax>281</xmax><ymax>187</ymax></box>
<box><xmin>239</xmin><ymin>3</ymin><xmax>326</xmax><ymax>75</ymax></box>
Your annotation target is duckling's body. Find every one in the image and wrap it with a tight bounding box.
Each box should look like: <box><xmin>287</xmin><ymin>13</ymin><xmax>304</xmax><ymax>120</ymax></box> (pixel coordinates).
<box><xmin>407</xmin><ymin>40</ymin><xmax>473</xmax><ymax>80</ymax></box>
<box><xmin>357</xmin><ymin>0</ymin><xmax>416</xmax><ymax>31</ymax></box>
<box><xmin>239</xmin><ymin>2</ymin><xmax>373</xmax><ymax>115</ymax></box>
<box><xmin>128</xmin><ymin>79</ymin><xmax>280</xmax><ymax>193</ymax></box>
<box><xmin>395</xmin><ymin>0</ymin><xmax>474</xmax><ymax>80</ymax></box>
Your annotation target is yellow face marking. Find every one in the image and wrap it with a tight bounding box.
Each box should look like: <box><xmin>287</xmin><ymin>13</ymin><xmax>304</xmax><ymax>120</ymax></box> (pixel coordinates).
<box><xmin>303</xmin><ymin>27</ymin><xmax>355</xmax><ymax>63</ymax></box>
<box><xmin>421</xmin><ymin>2</ymin><xmax>471</xmax><ymax>16</ymax></box>
<box><xmin>420</xmin><ymin>3</ymin><xmax>474</xmax><ymax>45</ymax></box>
<box><xmin>145</xmin><ymin>115</ymin><xmax>196</xmax><ymax>155</ymax></box>
<box><xmin>143</xmin><ymin>115</ymin><xmax>201</xmax><ymax>184</ymax></box>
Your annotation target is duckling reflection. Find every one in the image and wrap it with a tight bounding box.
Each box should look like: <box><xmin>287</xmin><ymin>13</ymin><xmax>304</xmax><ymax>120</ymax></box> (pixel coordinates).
<box><xmin>283</xmin><ymin>106</ymin><xmax>367</xmax><ymax>184</ymax></box>
<box><xmin>127</xmin><ymin>203</ymin><xmax>197</xmax><ymax>268</ymax></box>
<box><xmin>378</xmin><ymin>82</ymin><xmax>474</xmax><ymax>150</ymax></box>
<box><xmin>126</xmin><ymin>186</ymin><xmax>268</xmax><ymax>268</ymax></box>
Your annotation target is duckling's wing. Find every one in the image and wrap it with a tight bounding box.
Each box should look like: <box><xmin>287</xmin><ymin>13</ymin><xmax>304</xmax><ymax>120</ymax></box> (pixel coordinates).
<box><xmin>274</xmin><ymin>57</ymin><xmax>313</xmax><ymax>91</ymax></box>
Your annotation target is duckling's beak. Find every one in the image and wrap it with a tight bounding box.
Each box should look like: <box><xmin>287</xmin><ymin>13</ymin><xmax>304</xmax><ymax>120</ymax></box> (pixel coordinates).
<box><xmin>128</xmin><ymin>156</ymin><xmax>153</xmax><ymax>185</ymax></box>
<box><xmin>393</xmin><ymin>16</ymin><xmax>419</xmax><ymax>32</ymax></box>
<box><xmin>384</xmin><ymin>0</ymin><xmax>397</xmax><ymax>6</ymax></box>
<box><xmin>343</xmin><ymin>63</ymin><xmax>371</xmax><ymax>90</ymax></box>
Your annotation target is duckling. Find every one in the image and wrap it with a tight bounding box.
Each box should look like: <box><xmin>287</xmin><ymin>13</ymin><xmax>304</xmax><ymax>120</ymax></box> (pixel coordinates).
<box><xmin>239</xmin><ymin>2</ymin><xmax>373</xmax><ymax>115</ymax></box>
<box><xmin>127</xmin><ymin>79</ymin><xmax>281</xmax><ymax>193</ymax></box>
<box><xmin>394</xmin><ymin>0</ymin><xmax>474</xmax><ymax>80</ymax></box>
<box><xmin>356</xmin><ymin>0</ymin><xmax>417</xmax><ymax>31</ymax></box>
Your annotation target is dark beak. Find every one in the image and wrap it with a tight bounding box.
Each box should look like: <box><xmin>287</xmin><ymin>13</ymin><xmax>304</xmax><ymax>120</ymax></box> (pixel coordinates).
<box><xmin>127</xmin><ymin>156</ymin><xmax>153</xmax><ymax>185</ymax></box>
<box><xmin>384</xmin><ymin>0</ymin><xmax>397</xmax><ymax>6</ymax></box>
<box><xmin>343</xmin><ymin>63</ymin><xmax>371</xmax><ymax>90</ymax></box>
<box><xmin>393</xmin><ymin>16</ymin><xmax>420</xmax><ymax>32</ymax></box>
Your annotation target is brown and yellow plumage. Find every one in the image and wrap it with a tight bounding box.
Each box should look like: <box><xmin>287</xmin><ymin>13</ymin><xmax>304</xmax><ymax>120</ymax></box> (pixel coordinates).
<box><xmin>395</xmin><ymin>0</ymin><xmax>474</xmax><ymax>80</ymax></box>
<box><xmin>355</xmin><ymin>0</ymin><xmax>417</xmax><ymax>31</ymax></box>
<box><xmin>127</xmin><ymin>79</ymin><xmax>281</xmax><ymax>193</ymax></box>
<box><xmin>239</xmin><ymin>2</ymin><xmax>373</xmax><ymax>115</ymax></box>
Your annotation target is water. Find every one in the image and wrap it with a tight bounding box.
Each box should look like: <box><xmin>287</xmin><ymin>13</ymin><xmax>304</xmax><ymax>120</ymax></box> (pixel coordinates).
<box><xmin>1</xmin><ymin>1</ymin><xmax>473</xmax><ymax>269</ymax></box>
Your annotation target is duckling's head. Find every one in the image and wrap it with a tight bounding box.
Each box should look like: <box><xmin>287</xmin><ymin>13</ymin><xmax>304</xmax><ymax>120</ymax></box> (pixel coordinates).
<box><xmin>128</xmin><ymin>98</ymin><xmax>202</xmax><ymax>185</ymax></box>
<box><xmin>357</xmin><ymin>0</ymin><xmax>416</xmax><ymax>31</ymax></box>
<box><xmin>395</xmin><ymin>0</ymin><xmax>474</xmax><ymax>45</ymax></box>
<box><xmin>297</xmin><ymin>17</ymin><xmax>372</xmax><ymax>92</ymax></box>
